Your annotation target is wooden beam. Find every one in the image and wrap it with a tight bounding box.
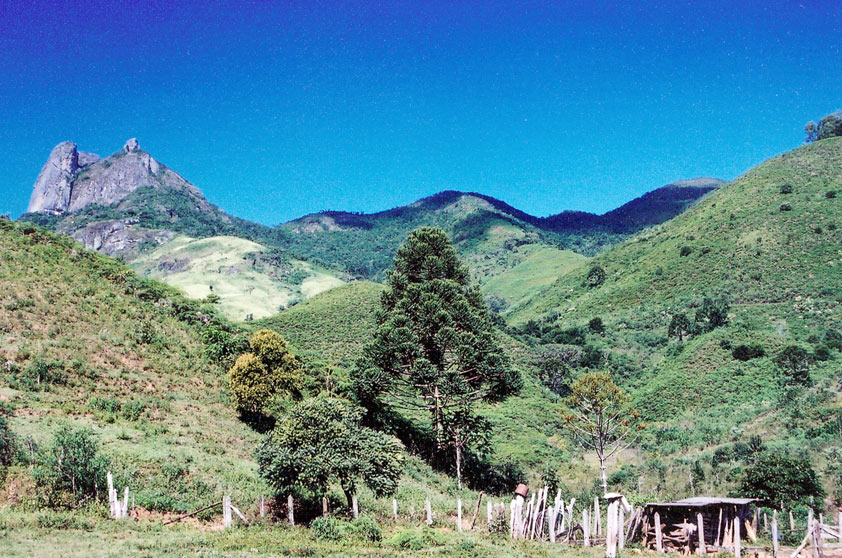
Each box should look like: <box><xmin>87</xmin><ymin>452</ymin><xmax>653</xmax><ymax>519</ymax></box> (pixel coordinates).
<box><xmin>655</xmin><ymin>512</ymin><xmax>664</xmax><ymax>554</ymax></box>
<box><xmin>163</xmin><ymin>501</ymin><xmax>223</xmax><ymax>525</ymax></box>
<box><xmin>698</xmin><ymin>512</ymin><xmax>706</xmax><ymax>556</ymax></box>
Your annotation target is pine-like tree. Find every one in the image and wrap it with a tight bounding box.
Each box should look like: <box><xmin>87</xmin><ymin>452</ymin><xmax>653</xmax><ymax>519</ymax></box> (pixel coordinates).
<box><xmin>353</xmin><ymin>228</ymin><xmax>520</xmax><ymax>488</ymax></box>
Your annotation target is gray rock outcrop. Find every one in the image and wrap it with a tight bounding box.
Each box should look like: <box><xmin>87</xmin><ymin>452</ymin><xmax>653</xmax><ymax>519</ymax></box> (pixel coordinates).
<box><xmin>27</xmin><ymin>138</ymin><xmax>210</xmax><ymax>215</ymax></box>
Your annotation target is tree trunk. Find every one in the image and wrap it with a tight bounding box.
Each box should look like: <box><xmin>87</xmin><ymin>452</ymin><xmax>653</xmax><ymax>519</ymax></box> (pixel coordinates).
<box><xmin>599</xmin><ymin>457</ymin><xmax>608</xmax><ymax>494</ymax></box>
<box><xmin>343</xmin><ymin>487</ymin><xmax>354</xmax><ymax>511</ymax></box>
<box><xmin>456</xmin><ymin>442</ymin><xmax>463</xmax><ymax>490</ymax></box>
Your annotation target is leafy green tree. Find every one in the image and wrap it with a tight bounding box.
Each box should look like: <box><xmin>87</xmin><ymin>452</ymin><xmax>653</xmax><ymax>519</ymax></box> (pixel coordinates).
<box><xmin>536</xmin><ymin>349</ymin><xmax>573</xmax><ymax>396</ymax></box>
<box><xmin>804</xmin><ymin>121</ymin><xmax>818</xmax><ymax>143</ymax></box>
<box><xmin>227</xmin><ymin>329</ymin><xmax>302</xmax><ymax>415</ymax></box>
<box><xmin>694</xmin><ymin>297</ymin><xmax>730</xmax><ymax>332</ymax></box>
<box><xmin>588</xmin><ymin>317</ymin><xmax>605</xmax><ymax>335</ymax></box>
<box><xmin>668</xmin><ymin>313</ymin><xmax>692</xmax><ymax>341</ymax></box>
<box><xmin>256</xmin><ymin>397</ymin><xmax>403</xmax><ymax>510</ymax></box>
<box><xmin>587</xmin><ymin>265</ymin><xmax>606</xmax><ymax>287</ymax></box>
<box><xmin>564</xmin><ymin>372</ymin><xmax>642</xmax><ymax>493</ymax></box>
<box><xmin>353</xmin><ymin>228</ymin><xmax>519</xmax><ymax>489</ymax></box>
<box><xmin>738</xmin><ymin>452</ymin><xmax>824</xmax><ymax>507</ymax></box>
<box><xmin>775</xmin><ymin>345</ymin><xmax>812</xmax><ymax>386</ymax></box>
<box><xmin>0</xmin><ymin>411</ymin><xmax>18</xmax><ymax>477</ymax></box>
<box><xmin>32</xmin><ymin>426</ymin><xmax>109</xmax><ymax>508</ymax></box>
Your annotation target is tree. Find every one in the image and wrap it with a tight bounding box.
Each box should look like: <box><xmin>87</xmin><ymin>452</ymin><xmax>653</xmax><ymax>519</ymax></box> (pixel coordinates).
<box><xmin>668</xmin><ymin>313</ymin><xmax>692</xmax><ymax>341</ymax></box>
<box><xmin>256</xmin><ymin>397</ymin><xmax>403</xmax><ymax>510</ymax></box>
<box><xmin>587</xmin><ymin>265</ymin><xmax>606</xmax><ymax>287</ymax></box>
<box><xmin>0</xmin><ymin>412</ymin><xmax>18</xmax><ymax>474</ymax></box>
<box><xmin>536</xmin><ymin>349</ymin><xmax>573</xmax><ymax>396</ymax></box>
<box><xmin>33</xmin><ymin>426</ymin><xmax>109</xmax><ymax>508</ymax></box>
<box><xmin>775</xmin><ymin>345</ymin><xmax>812</xmax><ymax>386</ymax></box>
<box><xmin>738</xmin><ymin>452</ymin><xmax>824</xmax><ymax>507</ymax></box>
<box><xmin>588</xmin><ymin>317</ymin><xmax>605</xmax><ymax>335</ymax></box>
<box><xmin>804</xmin><ymin>121</ymin><xmax>818</xmax><ymax>143</ymax></box>
<box><xmin>227</xmin><ymin>329</ymin><xmax>302</xmax><ymax>416</ymax></box>
<box><xmin>694</xmin><ymin>297</ymin><xmax>729</xmax><ymax>332</ymax></box>
<box><xmin>353</xmin><ymin>228</ymin><xmax>520</xmax><ymax>489</ymax></box>
<box><xmin>564</xmin><ymin>372</ymin><xmax>642</xmax><ymax>493</ymax></box>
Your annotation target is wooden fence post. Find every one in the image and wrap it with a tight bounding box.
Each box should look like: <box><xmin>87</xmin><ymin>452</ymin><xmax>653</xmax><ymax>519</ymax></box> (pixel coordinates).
<box><xmin>606</xmin><ymin>500</ymin><xmax>618</xmax><ymax>558</ymax></box>
<box><xmin>393</xmin><ymin>498</ymin><xmax>398</xmax><ymax>521</ymax></box>
<box><xmin>457</xmin><ymin>498</ymin><xmax>462</xmax><ymax>532</ymax></box>
<box><xmin>287</xmin><ymin>494</ymin><xmax>295</xmax><ymax>525</ymax></box>
<box><xmin>584</xmin><ymin>509</ymin><xmax>591</xmax><ymax>547</ymax></box>
<box><xmin>425</xmin><ymin>499</ymin><xmax>433</xmax><ymax>526</ymax></box>
<box><xmin>223</xmin><ymin>495</ymin><xmax>232</xmax><ymax>528</ymax></box>
<box><xmin>655</xmin><ymin>512</ymin><xmax>663</xmax><ymax>554</ymax></box>
<box><xmin>619</xmin><ymin>505</ymin><xmax>626</xmax><ymax>551</ymax></box>
<box><xmin>697</xmin><ymin>512</ymin><xmax>706</xmax><ymax>556</ymax></box>
<box><xmin>595</xmin><ymin>496</ymin><xmax>602</xmax><ymax>537</ymax></box>
<box><xmin>487</xmin><ymin>501</ymin><xmax>493</xmax><ymax>526</ymax></box>
<box><xmin>470</xmin><ymin>492</ymin><xmax>483</xmax><ymax>530</ymax></box>
<box><xmin>790</xmin><ymin>511</ymin><xmax>796</xmax><ymax>532</ymax></box>
<box><xmin>734</xmin><ymin>516</ymin><xmax>741</xmax><ymax>558</ymax></box>
<box><xmin>352</xmin><ymin>495</ymin><xmax>359</xmax><ymax>519</ymax></box>
<box><xmin>771</xmin><ymin>511</ymin><xmax>779</xmax><ymax>558</ymax></box>
<box><xmin>260</xmin><ymin>497</ymin><xmax>266</xmax><ymax>519</ymax></box>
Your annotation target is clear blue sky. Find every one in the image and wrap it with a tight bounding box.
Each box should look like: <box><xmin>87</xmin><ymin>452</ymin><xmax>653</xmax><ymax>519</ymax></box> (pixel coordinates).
<box><xmin>1</xmin><ymin>1</ymin><xmax>840</xmax><ymax>224</ymax></box>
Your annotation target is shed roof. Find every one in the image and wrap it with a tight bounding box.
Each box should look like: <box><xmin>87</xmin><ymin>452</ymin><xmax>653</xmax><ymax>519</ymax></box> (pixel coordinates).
<box><xmin>645</xmin><ymin>497</ymin><xmax>757</xmax><ymax>508</ymax></box>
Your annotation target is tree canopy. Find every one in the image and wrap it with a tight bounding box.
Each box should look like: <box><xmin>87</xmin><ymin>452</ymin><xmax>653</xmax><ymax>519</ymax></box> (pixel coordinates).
<box><xmin>227</xmin><ymin>329</ymin><xmax>303</xmax><ymax>416</ymax></box>
<box><xmin>805</xmin><ymin>112</ymin><xmax>842</xmax><ymax>142</ymax></box>
<box><xmin>256</xmin><ymin>397</ymin><xmax>403</xmax><ymax>508</ymax></box>
<box><xmin>353</xmin><ymin>227</ymin><xmax>520</xmax><ymax>488</ymax></box>
<box><xmin>738</xmin><ymin>452</ymin><xmax>824</xmax><ymax>507</ymax></box>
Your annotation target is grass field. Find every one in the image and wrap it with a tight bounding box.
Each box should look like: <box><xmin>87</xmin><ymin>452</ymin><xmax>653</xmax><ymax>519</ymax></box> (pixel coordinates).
<box><xmin>131</xmin><ymin>235</ymin><xmax>345</xmax><ymax>321</ymax></box>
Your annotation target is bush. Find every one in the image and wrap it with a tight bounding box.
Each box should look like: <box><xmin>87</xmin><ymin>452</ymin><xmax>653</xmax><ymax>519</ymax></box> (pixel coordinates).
<box><xmin>738</xmin><ymin>452</ymin><xmax>825</xmax><ymax>507</ymax></box>
<box><xmin>586</xmin><ymin>265</ymin><xmax>606</xmax><ymax>287</ymax></box>
<box><xmin>780</xmin><ymin>184</ymin><xmax>793</xmax><ymax>194</ymax></box>
<box><xmin>33</xmin><ymin>426</ymin><xmax>110</xmax><ymax>508</ymax></box>
<box><xmin>826</xmin><ymin>330</ymin><xmax>842</xmax><ymax>351</ymax></box>
<box><xmin>0</xmin><ymin>412</ymin><xmax>18</xmax><ymax>472</ymax></box>
<box><xmin>588</xmin><ymin>317</ymin><xmax>605</xmax><ymax>335</ymax></box>
<box><xmin>732</xmin><ymin>344</ymin><xmax>765</xmax><ymax>361</ymax></box>
<box><xmin>775</xmin><ymin>345</ymin><xmax>812</xmax><ymax>386</ymax></box>
<box><xmin>827</xmin><ymin>190</ymin><xmax>837</xmax><ymax>199</ymax></box>
<box><xmin>88</xmin><ymin>397</ymin><xmax>121</xmax><ymax>414</ymax></box>
<box><xmin>680</xmin><ymin>246</ymin><xmax>692</xmax><ymax>257</ymax></box>
<box><xmin>121</xmin><ymin>400</ymin><xmax>146</xmax><ymax>421</ymax></box>
<box><xmin>311</xmin><ymin>516</ymin><xmax>344</xmax><ymax>541</ymax></box>
<box><xmin>35</xmin><ymin>511</ymin><xmax>94</xmax><ymax>530</ymax></box>
<box><xmin>12</xmin><ymin>358</ymin><xmax>66</xmax><ymax>391</ymax></box>
<box><xmin>350</xmin><ymin>515</ymin><xmax>382</xmax><ymax>542</ymax></box>
<box><xmin>694</xmin><ymin>297</ymin><xmax>730</xmax><ymax>332</ymax></box>
<box><xmin>813</xmin><ymin>346</ymin><xmax>831</xmax><ymax>362</ymax></box>
<box><xmin>780</xmin><ymin>204</ymin><xmax>792</xmax><ymax>212</ymax></box>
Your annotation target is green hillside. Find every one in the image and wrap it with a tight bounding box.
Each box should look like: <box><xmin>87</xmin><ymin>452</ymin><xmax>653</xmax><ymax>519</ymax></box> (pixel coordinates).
<box><xmin>508</xmin><ymin>138</ymin><xmax>842</xmax><ymax>498</ymax></box>
<box><xmin>0</xmin><ymin>219</ymin><xmax>262</xmax><ymax>511</ymax></box>
<box><xmin>132</xmin><ymin>235</ymin><xmax>345</xmax><ymax>321</ymax></box>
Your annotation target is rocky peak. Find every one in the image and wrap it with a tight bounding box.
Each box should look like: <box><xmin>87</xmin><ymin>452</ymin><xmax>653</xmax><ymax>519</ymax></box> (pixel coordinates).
<box><xmin>124</xmin><ymin>138</ymin><xmax>140</xmax><ymax>153</ymax></box>
<box><xmin>27</xmin><ymin>138</ymin><xmax>212</xmax><ymax>216</ymax></box>
<box><xmin>28</xmin><ymin>142</ymin><xmax>81</xmax><ymax>214</ymax></box>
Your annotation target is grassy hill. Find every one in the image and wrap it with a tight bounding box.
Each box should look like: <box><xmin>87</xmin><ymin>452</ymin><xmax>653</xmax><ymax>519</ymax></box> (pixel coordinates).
<box><xmin>508</xmin><ymin>138</ymin><xmax>842</xmax><ymax>500</ymax></box>
<box><xmin>131</xmin><ymin>235</ymin><xmax>345</xmax><ymax>321</ymax></box>
<box><xmin>0</xmin><ymin>219</ymin><xmax>262</xmax><ymax>512</ymax></box>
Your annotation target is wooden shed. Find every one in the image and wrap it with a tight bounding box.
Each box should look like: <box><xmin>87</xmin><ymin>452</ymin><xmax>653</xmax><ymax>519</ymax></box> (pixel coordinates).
<box><xmin>638</xmin><ymin>497</ymin><xmax>757</xmax><ymax>554</ymax></box>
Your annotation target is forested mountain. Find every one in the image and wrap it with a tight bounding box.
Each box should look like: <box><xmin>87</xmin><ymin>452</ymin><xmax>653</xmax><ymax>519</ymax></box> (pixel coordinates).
<box><xmin>20</xmin><ymin>140</ymin><xmax>718</xmax><ymax>320</ymax></box>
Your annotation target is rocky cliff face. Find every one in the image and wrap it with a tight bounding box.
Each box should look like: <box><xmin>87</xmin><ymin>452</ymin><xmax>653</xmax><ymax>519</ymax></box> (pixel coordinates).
<box><xmin>27</xmin><ymin>139</ymin><xmax>209</xmax><ymax>215</ymax></box>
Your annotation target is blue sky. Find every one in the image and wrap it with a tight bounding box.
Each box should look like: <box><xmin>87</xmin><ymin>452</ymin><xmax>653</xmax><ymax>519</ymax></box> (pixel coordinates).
<box><xmin>1</xmin><ymin>1</ymin><xmax>840</xmax><ymax>224</ymax></box>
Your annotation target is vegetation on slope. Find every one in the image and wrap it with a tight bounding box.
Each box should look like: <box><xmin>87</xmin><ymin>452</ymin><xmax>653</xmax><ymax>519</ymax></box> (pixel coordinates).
<box><xmin>509</xmin><ymin>137</ymin><xmax>842</xmax><ymax>503</ymax></box>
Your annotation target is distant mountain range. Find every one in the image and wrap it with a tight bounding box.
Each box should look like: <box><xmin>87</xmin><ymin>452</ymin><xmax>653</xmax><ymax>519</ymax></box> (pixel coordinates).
<box><xmin>20</xmin><ymin>139</ymin><xmax>721</xmax><ymax>319</ymax></box>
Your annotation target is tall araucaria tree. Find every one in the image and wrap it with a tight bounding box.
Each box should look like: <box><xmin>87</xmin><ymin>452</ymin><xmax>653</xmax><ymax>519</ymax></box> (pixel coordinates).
<box><xmin>353</xmin><ymin>228</ymin><xmax>521</xmax><ymax>489</ymax></box>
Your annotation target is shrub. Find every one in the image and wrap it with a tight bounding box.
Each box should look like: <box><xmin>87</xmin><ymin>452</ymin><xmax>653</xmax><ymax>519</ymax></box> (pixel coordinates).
<box><xmin>588</xmin><ymin>317</ymin><xmax>605</xmax><ymax>335</ymax></box>
<box><xmin>813</xmin><ymin>346</ymin><xmax>831</xmax><ymax>362</ymax></box>
<box><xmin>680</xmin><ymin>246</ymin><xmax>692</xmax><ymax>257</ymax></box>
<box><xmin>825</xmin><ymin>329</ymin><xmax>842</xmax><ymax>351</ymax></box>
<box><xmin>738</xmin><ymin>452</ymin><xmax>825</xmax><ymax>507</ymax></box>
<box><xmin>350</xmin><ymin>515</ymin><xmax>382</xmax><ymax>542</ymax></box>
<box><xmin>0</xmin><ymin>412</ymin><xmax>18</xmax><ymax>473</ymax></box>
<box><xmin>311</xmin><ymin>516</ymin><xmax>343</xmax><ymax>541</ymax></box>
<box><xmin>780</xmin><ymin>184</ymin><xmax>793</xmax><ymax>194</ymax></box>
<box><xmin>35</xmin><ymin>511</ymin><xmax>94</xmax><ymax>530</ymax></box>
<box><xmin>732</xmin><ymin>344</ymin><xmax>765</xmax><ymax>361</ymax></box>
<box><xmin>780</xmin><ymin>204</ymin><xmax>792</xmax><ymax>212</ymax></box>
<box><xmin>775</xmin><ymin>345</ymin><xmax>812</xmax><ymax>386</ymax></box>
<box><xmin>121</xmin><ymin>400</ymin><xmax>146</xmax><ymax>421</ymax></box>
<box><xmin>694</xmin><ymin>297</ymin><xmax>730</xmax><ymax>332</ymax></box>
<box><xmin>88</xmin><ymin>397</ymin><xmax>121</xmax><ymax>414</ymax></box>
<box><xmin>12</xmin><ymin>358</ymin><xmax>66</xmax><ymax>391</ymax></box>
<box><xmin>33</xmin><ymin>426</ymin><xmax>109</xmax><ymax>508</ymax></box>
<box><xmin>586</xmin><ymin>265</ymin><xmax>606</xmax><ymax>287</ymax></box>
<box><xmin>827</xmin><ymin>190</ymin><xmax>837</xmax><ymax>199</ymax></box>
<box><xmin>814</xmin><ymin>227</ymin><xmax>823</xmax><ymax>234</ymax></box>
